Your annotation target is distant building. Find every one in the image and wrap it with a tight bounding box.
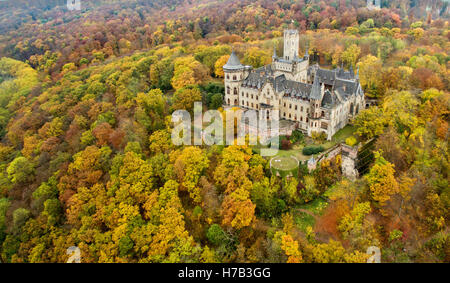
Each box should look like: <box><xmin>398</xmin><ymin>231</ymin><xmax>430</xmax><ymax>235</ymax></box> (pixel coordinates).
<box><xmin>223</xmin><ymin>29</ymin><xmax>365</xmax><ymax>140</ymax></box>
<box><xmin>367</xmin><ymin>0</ymin><xmax>381</xmax><ymax>10</ymax></box>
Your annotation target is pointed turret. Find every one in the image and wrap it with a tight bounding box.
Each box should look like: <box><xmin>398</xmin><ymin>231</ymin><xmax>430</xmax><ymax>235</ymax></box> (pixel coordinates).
<box><xmin>223</xmin><ymin>50</ymin><xmax>244</xmax><ymax>71</ymax></box>
<box><xmin>304</xmin><ymin>46</ymin><xmax>309</xmax><ymax>59</ymax></box>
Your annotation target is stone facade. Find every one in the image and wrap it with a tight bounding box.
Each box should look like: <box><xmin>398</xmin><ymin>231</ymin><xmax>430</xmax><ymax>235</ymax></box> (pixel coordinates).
<box><xmin>223</xmin><ymin>29</ymin><xmax>365</xmax><ymax>140</ymax></box>
<box><xmin>367</xmin><ymin>0</ymin><xmax>381</xmax><ymax>10</ymax></box>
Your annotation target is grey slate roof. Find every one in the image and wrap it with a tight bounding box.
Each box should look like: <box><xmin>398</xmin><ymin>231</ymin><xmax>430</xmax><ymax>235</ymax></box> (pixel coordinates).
<box><xmin>238</xmin><ymin>60</ymin><xmax>362</xmax><ymax>106</ymax></box>
<box><xmin>321</xmin><ymin>89</ymin><xmax>340</xmax><ymax>108</ymax></box>
<box><xmin>310</xmin><ymin>75</ymin><xmax>322</xmax><ymax>100</ymax></box>
<box><xmin>223</xmin><ymin>51</ymin><xmax>244</xmax><ymax>71</ymax></box>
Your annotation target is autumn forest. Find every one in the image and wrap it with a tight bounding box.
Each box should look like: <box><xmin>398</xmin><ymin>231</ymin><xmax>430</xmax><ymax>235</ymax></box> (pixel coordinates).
<box><xmin>0</xmin><ymin>0</ymin><xmax>448</xmax><ymax>263</ymax></box>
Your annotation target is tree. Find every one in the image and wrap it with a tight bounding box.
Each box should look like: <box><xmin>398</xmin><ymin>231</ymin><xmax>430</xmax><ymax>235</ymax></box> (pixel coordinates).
<box><xmin>365</xmin><ymin>152</ymin><xmax>399</xmax><ymax>207</ymax></box>
<box><xmin>353</xmin><ymin>107</ymin><xmax>386</xmax><ymax>140</ymax></box>
<box><xmin>357</xmin><ymin>55</ymin><xmax>383</xmax><ymax>98</ymax></box>
<box><xmin>242</xmin><ymin>47</ymin><xmax>271</xmax><ymax>68</ymax></box>
<box><xmin>7</xmin><ymin>157</ymin><xmax>34</xmax><ymax>184</ymax></box>
<box><xmin>341</xmin><ymin>44</ymin><xmax>360</xmax><ymax>68</ymax></box>
<box><xmin>173</xmin><ymin>147</ymin><xmax>209</xmax><ymax>203</ymax></box>
<box><xmin>172</xmin><ymin>86</ymin><xmax>202</xmax><ymax>113</ymax></box>
<box><xmin>171</xmin><ymin>56</ymin><xmax>208</xmax><ymax>90</ymax></box>
<box><xmin>12</xmin><ymin>208</ymin><xmax>30</xmax><ymax>231</ymax></box>
<box><xmin>214</xmin><ymin>55</ymin><xmax>229</xmax><ymax>78</ymax></box>
<box><xmin>206</xmin><ymin>224</ymin><xmax>228</xmax><ymax>246</ymax></box>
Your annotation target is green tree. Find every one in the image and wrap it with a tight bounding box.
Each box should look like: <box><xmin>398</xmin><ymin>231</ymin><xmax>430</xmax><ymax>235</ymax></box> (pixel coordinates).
<box><xmin>7</xmin><ymin>157</ymin><xmax>34</xmax><ymax>184</ymax></box>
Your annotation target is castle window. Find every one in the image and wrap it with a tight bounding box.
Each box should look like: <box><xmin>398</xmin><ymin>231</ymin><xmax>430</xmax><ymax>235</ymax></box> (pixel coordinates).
<box><xmin>251</xmin><ymin>94</ymin><xmax>253</xmax><ymax>99</ymax></box>
<box><xmin>246</xmin><ymin>93</ymin><xmax>248</xmax><ymax>98</ymax></box>
<box><xmin>301</xmin><ymin>106</ymin><xmax>303</xmax><ymax>112</ymax></box>
<box><xmin>306</xmin><ymin>118</ymin><xmax>309</xmax><ymax>122</ymax></box>
<box><xmin>242</xmin><ymin>92</ymin><xmax>244</xmax><ymax>97</ymax></box>
<box><xmin>321</xmin><ymin>111</ymin><xmax>325</xmax><ymax>117</ymax></box>
<box><xmin>227</xmin><ymin>75</ymin><xmax>229</xmax><ymax>80</ymax></box>
<box><xmin>227</xmin><ymin>87</ymin><xmax>230</xmax><ymax>94</ymax></box>
<box><xmin>233</xmin><ymin>75</ymin><xmax>237</xmax><ymax>80</ymax></box>
<box><xmin>228</xmin><ymin>99</ymin><xmax>230</xmax><ymax>104</ymax></box>
<box><xmin>295</xmin><ymin>105</ymin><xmax>297</xmax><ymax>110</ymax></box>
<box><xmin>289</xmin><ymin>114</ymin><xmax>291</xmax><ymax>118</ymax></box>
<box><xmin>284</xmin><ymin>103</ymin><xmax>286</xmax><ymax>107</ymax></box>
<box><xmin>246</xmin><ymin>101</ymin><xmax>249</xmax><ymax>107</ymax></box>
<box><xmin>251</xmin><ymin>103</ymin><xmax>254</xmax><ymax>108</ymax></box>
<box><xmin>234</xmin><ymin>88</ymin><xmax>237</xmax><ymax>95</ymax></box>
<box><xmin>242</xmin><ymin>101</ymin><xmax>244</xmax><ymax>105</ymax></box>
<box><xmin>289</xmin><ymin>104</ymin><xmax>292</xmax><ymax>109</ymax></box>
<box><xmin>256</xmin><ymin>104</ymin><xmax>259</xmax><ymax>109</ymax></box>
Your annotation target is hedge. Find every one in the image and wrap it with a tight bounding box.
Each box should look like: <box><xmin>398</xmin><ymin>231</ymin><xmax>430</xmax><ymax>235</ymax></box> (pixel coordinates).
<box><xmin>302</xmin><ymin>145</ymin><xmax>325</xmax><ymax>155</ymax></box>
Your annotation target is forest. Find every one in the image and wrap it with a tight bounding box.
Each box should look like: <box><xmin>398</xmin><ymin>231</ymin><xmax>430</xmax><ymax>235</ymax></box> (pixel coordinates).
<box><xmin>0</xmin><ymin>0</ymin><xmax>448</xmax><ymax>263</ymax></box>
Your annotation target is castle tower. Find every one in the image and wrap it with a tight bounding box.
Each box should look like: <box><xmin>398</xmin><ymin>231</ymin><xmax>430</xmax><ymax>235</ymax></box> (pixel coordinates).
<box><xmin>308</xmin><ymin>76</ymin><xmax>324</xmax><ymax>136</ymax></box>
<box><xmin>223</xmin><ymin>50</ymin><xmax>245</xmax><ymax>106</ymax></box>
<box><xmin>283</xmin><ymin>30</ymin><xmax>299</xmax><ymax>61</ymax></box>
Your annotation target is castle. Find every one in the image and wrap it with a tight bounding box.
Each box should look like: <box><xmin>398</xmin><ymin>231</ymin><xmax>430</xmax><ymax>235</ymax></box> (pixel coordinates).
<box><xmin>367</xmin><ymin>0</ymin><xmax>381</xmax><ymax>10</ymax></box>
<box><xmin>223</xmin><ymin>29</ymin><xmax>365</xmax><ymax>140</ymax></box>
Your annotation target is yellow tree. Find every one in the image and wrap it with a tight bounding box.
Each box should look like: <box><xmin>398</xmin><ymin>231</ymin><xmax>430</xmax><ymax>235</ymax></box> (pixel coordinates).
<box><xmin>365</xmin><ymin>152</ymin><xmax>398</xmax><ymax>207</ymax></box>
<box><xmin>341</xmin><ymin>44</ymin><xmax>361</xmax><ymax>68</ymax></box>
<box><xmin>357</xmin><ymin>55</ymin><xmax>383</xmax><ymax>98</ymax></box>
<box><xmin>214</xmin><ymin>55</ymin><xmax>229</xmax><ymax>78</ymax></box>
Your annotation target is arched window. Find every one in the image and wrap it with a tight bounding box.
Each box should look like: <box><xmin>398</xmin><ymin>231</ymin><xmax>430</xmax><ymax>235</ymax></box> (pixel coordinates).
<box><xmin>227</xmin><ymin>98</ymin><xmax>230</xmax><ymax>104</ymax></box>
<box><xmin>300</xmin><ymin>116</ymin><xmax>303</xmax><ymax>122</ymax></box>
<box><xmin>226</xmin><ymin>75</ymin><xmax>229</xmax><ymax>80</ymax></box>
<box><xmin>227</xmin><ymin>87</ymin><xmax>230</xmax><ymax>94</ymax></box>
<box><xmin>234</xmin><ymin>88</ymin><xmax>237</xmax><ymax>95</ymax></box>
<box><xmin>321</xmin><ymin>111</ymin><xmax>325</xmax><ymax>117</ymax></box>
<box><xmin>233</xmin><ymin>75</ymin><xmax>237</xmax><ymax>80</ymax></box>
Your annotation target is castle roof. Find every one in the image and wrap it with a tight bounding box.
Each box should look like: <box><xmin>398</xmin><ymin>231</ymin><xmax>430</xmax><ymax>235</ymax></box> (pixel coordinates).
<box><xmin>223</xmin><ymin>51</ymin><xmax>244</xmax><ymax>71</ymax></box>
<box><xmin>321</xmin><ymin>89</ymin><xmax>340</xmax><ymax>108</ymax></box>
<box><xmin>310</xmin><ymin>75</ymin><xmax>322</xmax><ymax>100</ymax></box>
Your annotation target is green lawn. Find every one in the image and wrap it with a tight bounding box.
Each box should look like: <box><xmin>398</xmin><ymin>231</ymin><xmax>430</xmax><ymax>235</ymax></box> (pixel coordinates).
<box><xmin>297</xmin><ymin>198</ymin><xmax>329</xmax><ymax>216</ymax></box>
<box><xmin>292</xmin><ymin>210</ymin><xmax>316</xmax><ymax>233</ymax></box>
<box><xmin>270</xmin><ymin>156</ymin><xmax>299</xmax><ymax>171</ymax></box>
<box><xmin>253</xmin><ymin>125</ymin><xmax>356</xmax><ymax>162</ymax></box>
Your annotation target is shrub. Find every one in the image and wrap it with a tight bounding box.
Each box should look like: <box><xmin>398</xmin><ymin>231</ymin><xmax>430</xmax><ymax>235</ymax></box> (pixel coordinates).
<box><xmin>345</xmin><ymin>136</ymin><xmax>358</xmax><ymax>147</ymax></box>
<box><xmin>302</xmin><ymin>145</ymin><xmax>325</xmax><ymax>156</ymax></box>
<box><xmin>281</xmin><ymin>138</ymin><xmax>291</xmax><ymax>150</ymax></box>
<box><xmin>289</xmin><ymin>130</ymin><xmax>305</xmax><ymax>144</ymax></box>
